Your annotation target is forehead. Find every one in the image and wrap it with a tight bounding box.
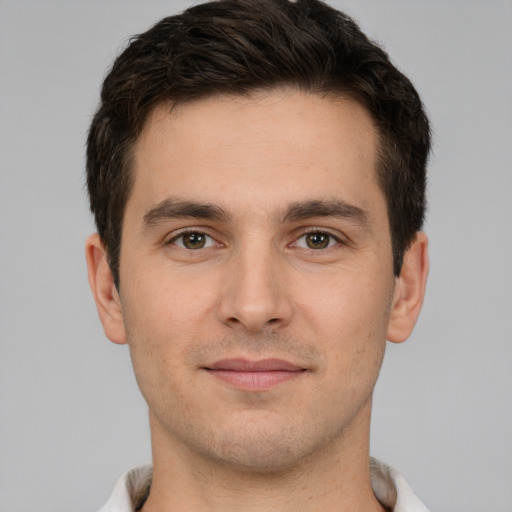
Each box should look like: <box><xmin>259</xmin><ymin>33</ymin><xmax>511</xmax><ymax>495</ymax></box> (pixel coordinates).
<box><xmin>129</xmin><ymin>89</ymin><xmax>382</xmax><ymax>220</ymax></box>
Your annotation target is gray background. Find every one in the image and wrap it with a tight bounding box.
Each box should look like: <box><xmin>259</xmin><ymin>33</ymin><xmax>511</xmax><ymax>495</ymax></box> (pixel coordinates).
<box><xmin>1</xmin><ymin>1</ymin><xmax>511</xmax><ymax>511</ymax></box>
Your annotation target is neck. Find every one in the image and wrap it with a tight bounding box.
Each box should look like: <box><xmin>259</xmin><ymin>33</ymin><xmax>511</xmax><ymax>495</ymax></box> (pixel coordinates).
<box><xmin>141</xmin><ymin>404</ymin><xmax>386</xmax><ymax>512</ymax></box>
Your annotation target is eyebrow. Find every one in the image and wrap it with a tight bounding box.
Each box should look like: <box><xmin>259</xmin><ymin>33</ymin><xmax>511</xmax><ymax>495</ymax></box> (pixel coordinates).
<box><xmin>280</xmin><ymin>199</ymin><xmax>370</xmax><ymax>228</ymax></box>
<box><xmin>143</xmin><ymin>197</ymin><xmax>369</xmax><ymax>229</ymax></box>
<box><xmin>143</xmin><ymin>198</ymin><xmax>230</xmax><ymax>227</ymax></box>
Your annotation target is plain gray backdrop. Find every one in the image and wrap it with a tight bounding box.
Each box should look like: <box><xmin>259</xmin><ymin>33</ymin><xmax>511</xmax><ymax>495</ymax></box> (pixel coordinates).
<box><xmin>1</xmin><ymin>1</ymin><xmax>511</xmax><ymax>511</ymax></box>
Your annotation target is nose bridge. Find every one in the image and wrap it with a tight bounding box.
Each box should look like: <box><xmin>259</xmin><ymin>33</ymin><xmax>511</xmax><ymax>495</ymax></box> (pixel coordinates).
<box><xmin>219</xmin><ymin>235</ymin><xmax>291</xmax><ymax>332</ymax></box>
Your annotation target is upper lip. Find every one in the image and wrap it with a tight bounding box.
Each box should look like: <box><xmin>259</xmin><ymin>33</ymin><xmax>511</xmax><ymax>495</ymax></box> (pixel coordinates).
<box><xmin>205</xmin><ymin>358</ymin><xmax>304</xmax><ymax>372</ymax></box>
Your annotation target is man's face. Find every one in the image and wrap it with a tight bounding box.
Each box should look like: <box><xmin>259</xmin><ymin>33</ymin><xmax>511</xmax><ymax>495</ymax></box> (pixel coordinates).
<box><xmin>109</xmin><ymin>90</ymin><xmax>401</xmax><ymax>471</ymax></box>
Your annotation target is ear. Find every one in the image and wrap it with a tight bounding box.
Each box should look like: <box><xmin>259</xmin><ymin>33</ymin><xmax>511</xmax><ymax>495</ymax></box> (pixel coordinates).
<box><xmin>387</xmin><ymin>231</ymin><xmax>429</xmax><ymax>344</ymax></box>
<box><xmin>85</xmin><ymin>233</ymin><xmax>127</xmax><ymax>344</ymax></box>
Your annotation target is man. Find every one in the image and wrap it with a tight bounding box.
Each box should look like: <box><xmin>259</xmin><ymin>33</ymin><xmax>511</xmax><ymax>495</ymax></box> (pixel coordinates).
<box><xmin>85</xmin><ymin>0</ymin><xmax>430</xmax><ymax>510</ymax></box>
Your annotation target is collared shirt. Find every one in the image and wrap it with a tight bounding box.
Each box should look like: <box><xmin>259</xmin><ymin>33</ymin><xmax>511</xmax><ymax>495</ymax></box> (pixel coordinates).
<box><xmin>99</xmin><ymin>458</ymin><xmax>430</xmax><ymax>512</ymax></box>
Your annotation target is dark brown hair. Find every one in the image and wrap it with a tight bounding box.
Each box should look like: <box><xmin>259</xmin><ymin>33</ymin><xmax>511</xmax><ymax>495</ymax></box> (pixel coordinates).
<box><xmin>87</xmin><ymin>0</ymin><xmax>431</xmax><ymax>286</ymax></box>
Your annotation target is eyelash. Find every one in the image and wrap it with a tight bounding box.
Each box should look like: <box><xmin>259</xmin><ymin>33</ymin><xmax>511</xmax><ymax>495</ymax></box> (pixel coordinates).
<box><xmin>166</xmin><ymin>229</ymin><xmax>219</xmax><ymax>250</ymax></box>
<box><xmin>166</xmin><ymin>228</ymin><xmax>344</xmax><ymax>251</ymax></box>
<box><xmin>292</xmin><ymin>230</ymin><xmax>344</xmax><ymax>251</ymax></box>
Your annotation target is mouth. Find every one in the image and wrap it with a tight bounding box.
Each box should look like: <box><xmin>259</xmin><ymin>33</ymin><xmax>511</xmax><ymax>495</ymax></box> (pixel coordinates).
<box><xmin>203</xmin><ymin>358</ymin><xmax>306</xmax><ymax>391</ymax></box>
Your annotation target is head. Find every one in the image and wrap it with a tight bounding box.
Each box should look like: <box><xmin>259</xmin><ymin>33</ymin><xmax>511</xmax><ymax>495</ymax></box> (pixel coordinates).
<box><xmin>86</xmin><ymin>0</ymin><xmax>430</xmax><ymax>288</ymax></box>
<box><xmin>85</xmin><ymin>0</ymin><xmax>430</xmax><ymax>477</ymax></box>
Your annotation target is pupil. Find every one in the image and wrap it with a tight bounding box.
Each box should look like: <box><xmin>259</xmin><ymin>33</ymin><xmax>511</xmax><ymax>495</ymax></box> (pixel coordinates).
<box><xmin>184</xmin><ymin>233</ymin><xmax>205</xmax><ymax>249</ymax></box>
<box><xmin>307</xmin><ymin>233</ymin><xmax>329</xmax><ymax>249</ymax></box>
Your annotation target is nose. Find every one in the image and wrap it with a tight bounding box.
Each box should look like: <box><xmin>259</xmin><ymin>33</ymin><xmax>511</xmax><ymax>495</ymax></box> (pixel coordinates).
<box><xmin>217</xmin><ymin>242</ymin><xmax>293</xmax><ymax>333</ymax></box>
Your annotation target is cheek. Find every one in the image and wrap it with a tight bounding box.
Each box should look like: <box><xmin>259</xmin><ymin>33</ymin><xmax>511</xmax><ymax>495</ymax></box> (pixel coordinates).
<box><xmin>122</xmin><ymin>299</ymin><xmax>193</xmax><ymax>423</ymax></box>
<box><xmin>302</xmin><ymin>266</ymin><xmax>393</xmax><ymax>386</ymax></box>
<box><xmin>123</xmin><ymin>265</ymin><xmax>217</xmax><ymax>334</ymax></box>
<box><xmin>303</xmin><ymin>265</ymin><xmax>393</xmax><ymax>337</ymax></box>
<box><xmin>119</xmin><ymin>269</ymin><xmax>220</xmax><ymax>382</ymax></box>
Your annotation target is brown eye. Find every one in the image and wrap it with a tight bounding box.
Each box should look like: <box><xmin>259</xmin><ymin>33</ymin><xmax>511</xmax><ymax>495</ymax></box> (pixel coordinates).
<box><xmin>172</xmin><ymin>231</ymin><xmax>216</xmax><ymax>250</ymax></box>
<box><xmin>305</xmin><ymin>232</ymin><xmax>331</xmax><ymax>249</ymax></box>
<box><xmin>183</xmin><ymin>232</ymin><xmax>206</xmax><ymax>249</ymax></box>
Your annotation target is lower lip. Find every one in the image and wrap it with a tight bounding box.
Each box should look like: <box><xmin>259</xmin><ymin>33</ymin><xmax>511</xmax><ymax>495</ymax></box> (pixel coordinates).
<box><xmin>206</xmin><ymin>370</ymin><xmax>304</xmax><ymax>391</ymax></box>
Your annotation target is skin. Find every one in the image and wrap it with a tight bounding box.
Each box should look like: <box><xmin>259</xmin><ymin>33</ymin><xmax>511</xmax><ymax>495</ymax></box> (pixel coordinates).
<box><xmin>87</xmin><ymin>89</ymin><xmax>428</xmax><ymax>512</ymax></box>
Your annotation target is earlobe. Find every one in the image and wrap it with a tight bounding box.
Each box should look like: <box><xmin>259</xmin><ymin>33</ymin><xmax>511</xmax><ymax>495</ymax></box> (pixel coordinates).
<box><xmin>85</xmin><ymin>233</ymin><xmax>127</xmax><ymax>345</ymax></box>
<box><xmin>387</xmin><ymin>231</ymin><xmax>429</xmax><ymax>344</ymax></box>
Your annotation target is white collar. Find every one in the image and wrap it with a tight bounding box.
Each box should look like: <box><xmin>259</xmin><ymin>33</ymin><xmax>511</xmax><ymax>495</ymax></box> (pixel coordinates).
<box><xmin>99</xmin><ymin>458</ymin><xmax>429</xmax><ymax>512</ymax></box>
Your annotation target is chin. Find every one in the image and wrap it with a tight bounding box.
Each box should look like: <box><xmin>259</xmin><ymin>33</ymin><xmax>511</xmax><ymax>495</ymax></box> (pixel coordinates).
<box><xmin>188</xmin><ymin>418</ymin><xmax>339</xmax><ymax>475</ymax></box>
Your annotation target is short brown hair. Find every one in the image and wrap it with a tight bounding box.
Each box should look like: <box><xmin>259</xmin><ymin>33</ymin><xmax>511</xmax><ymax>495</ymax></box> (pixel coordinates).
<box><xmin>87</xmin><ymin>0</ymin><xmax>431</xmax><ymax>287</ymax></box>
